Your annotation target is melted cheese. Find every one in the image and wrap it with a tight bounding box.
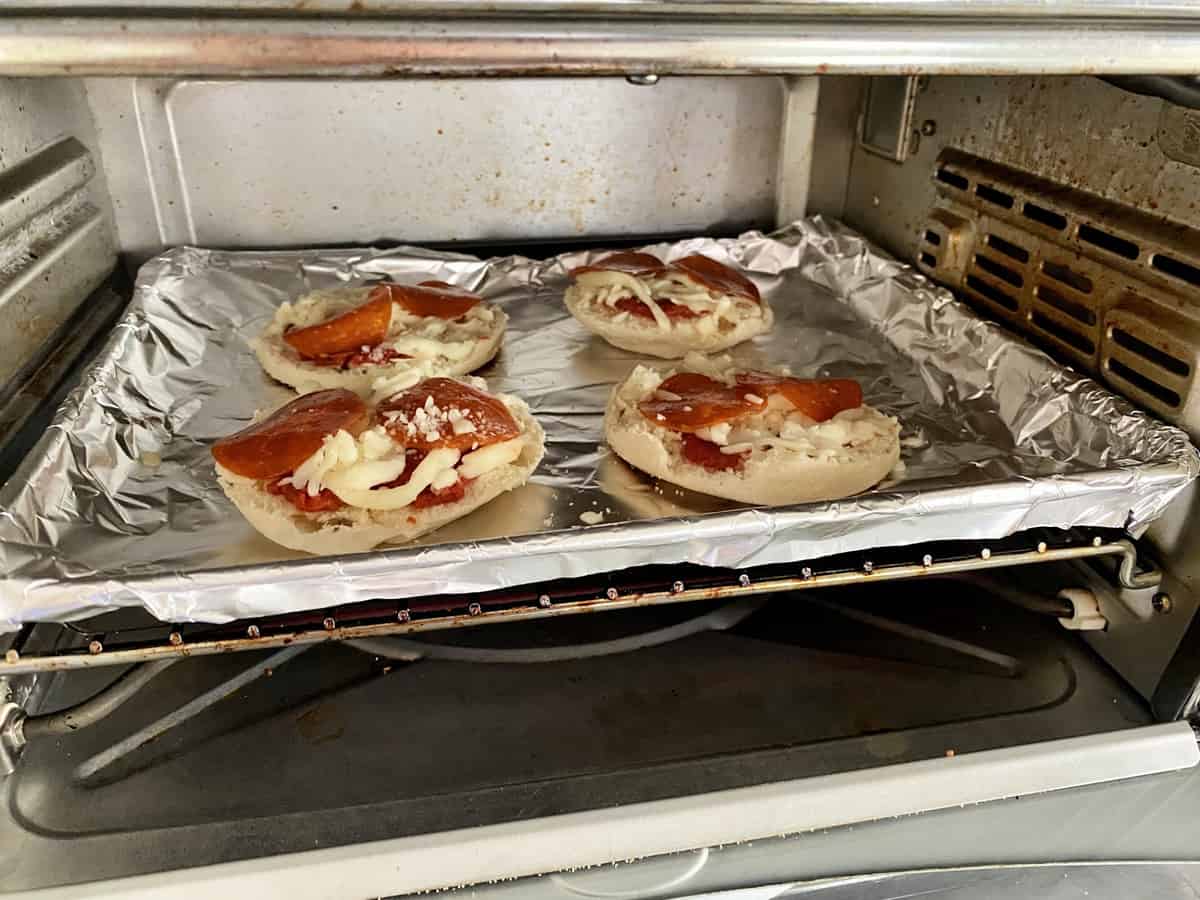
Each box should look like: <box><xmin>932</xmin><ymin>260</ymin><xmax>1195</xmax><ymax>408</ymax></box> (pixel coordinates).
<box><xmin>713</xmin><ymin>407</ymin><xmax>896</xmax><ymax>460</ymax></box>
<box><xmin>574</xmin><ymin>271</ymin><xmax>671</xmax><ymax>331</ymax></box>
<box><xmin>458</xmin><ymin>437</ymin><xmax>523</xmax><ymax>479</ymax></box>
<box><xmin>283</xmin><ymin>422</ymin><xmax>523</xmax><ymax>511</ymax></box>
<box><xmin>327</xmin><ymin>447</ymin><xmax>462</xmax><ymax>510</ymax></box>
<box><xmin>386</xmin><ymin>334</ymin><xmax>478</xmax><ymax>362</ymax></box>
<box><xmin>290</xmin><ymin>430</ymin><xmax>363</xmax><ymax>496</ymax></box>
<box><xmin>431</xmin><ymin>468</ymin><xmax>461</xmax><ymax>491</ymax></box>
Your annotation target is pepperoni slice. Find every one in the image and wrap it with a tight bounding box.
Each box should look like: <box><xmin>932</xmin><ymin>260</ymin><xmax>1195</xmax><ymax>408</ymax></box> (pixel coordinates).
<box><xmin>570</xmin><ymin>251</ymin><xmax>667</xmax><ymax>279</ymax></box>
<box><xmin>681</xmin><ymin>434</ymin><xmax>747</xmax><ymax>472</ymax></box>
<box><xmin>212</xmin><ymin>389</ymin><xmax>369</xmax><ymax>480</ymax></box>
<box><xmin>283</xmin><ymin>295</ymin><xmax>393</xmax><ymax>360</ymax></box>
<box><xmin>735</xmin><ymin>372</ymin><xmax>863</xmax><ymax>422</ymax></box>
<box><xmin>671</xmin><ymin>254</ymin><xmax>760</xmax><ymax>304</ymax></box>
<box><xmin>613</xmin><ymin>297</ymin><xmax>699</xmax><ymax>321</ymax></box>
<box><xmin>378</xmin><ymin>377</ymin><xmax>520</xmax><ymax>450</ymax></box>
<box><xmin>640</xmin><ymin>373</ymin><xmax>755</xmax><ymax>432</ymax></box>
<box><xmin>640</xmin><ymin>371</ymin><xmax>862</xmax><ymax>432</ymax></box>
<box><xmin>379</xmin><ymin>282</ymin><xmax>481</xmax><ymax>320</ymax></box>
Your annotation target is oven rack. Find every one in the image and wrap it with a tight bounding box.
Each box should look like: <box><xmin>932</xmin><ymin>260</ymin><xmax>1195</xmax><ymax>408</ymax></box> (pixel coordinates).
<box><xmin>0</xmin><ymin>529</ymin><xmax>1159</xmax><ymax>676</ymax></box>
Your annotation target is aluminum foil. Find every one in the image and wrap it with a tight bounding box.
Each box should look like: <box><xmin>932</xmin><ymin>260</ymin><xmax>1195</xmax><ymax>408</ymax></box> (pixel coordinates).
<box><xmin>0</xmin><ymin>218</ymin><xmax>1196</xmax><ymax>626</ymax></box>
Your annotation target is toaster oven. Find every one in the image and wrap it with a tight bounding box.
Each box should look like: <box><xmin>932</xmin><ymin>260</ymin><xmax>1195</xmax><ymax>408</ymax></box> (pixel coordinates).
<box><xmin>2</xmin><ymin>5</ymin><xmax>1200</xmax><ymax>897</ymax></box>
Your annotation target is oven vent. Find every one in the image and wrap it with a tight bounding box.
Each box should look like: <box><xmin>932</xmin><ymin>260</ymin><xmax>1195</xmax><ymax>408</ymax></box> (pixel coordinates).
<box><xmin>918</xmin><ymin>149</ymin><xmax>1200</xmax><ymax>434</ymax></box>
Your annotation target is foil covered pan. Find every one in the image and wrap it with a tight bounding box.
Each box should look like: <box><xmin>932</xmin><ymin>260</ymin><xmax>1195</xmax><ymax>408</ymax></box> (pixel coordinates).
<box><xmin>0</xmin><ymin>218</ymin><xmax>1195</xmax><ymax>625</ymax></box>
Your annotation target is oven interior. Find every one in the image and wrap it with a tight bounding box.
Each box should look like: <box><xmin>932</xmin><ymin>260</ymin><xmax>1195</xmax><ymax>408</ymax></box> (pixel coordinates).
<box><xmin>1</xmin><ymin>72</ymin><xmax>1199</xmax><ymax>893</ymax></box>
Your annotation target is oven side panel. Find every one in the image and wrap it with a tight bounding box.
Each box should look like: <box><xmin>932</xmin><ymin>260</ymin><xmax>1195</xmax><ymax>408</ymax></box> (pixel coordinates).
<box><xmin>0</xmin><ymin>78</ymin><xmax>117</xmax><ymax>389</ymax></box>
<box><xmin>839</xmin><ymin>74</ymin><xmax>1200</xmax><ymax>711</ymax></box>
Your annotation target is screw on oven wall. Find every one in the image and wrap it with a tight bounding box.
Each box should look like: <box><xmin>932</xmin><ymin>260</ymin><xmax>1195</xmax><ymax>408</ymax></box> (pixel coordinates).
<box><xmin>468</xmin><ymin>602</ymin><xmax>482</xmax><ymax>616</ymax></box>
<box><xmin>246</xmin><ymin>625</ymin><xmax>260</xmax><ymax>639</ymax></box>
<box><xmin>397</xmin><ymin>609</ymin><xmax>411</xmax><ymax>622</ymax></box>
<box><xmin>801</xmin><ymin>567</ymin><xmax>814</xmax><ymax>580</ymax></box>
<box><xmin>1153</xmin><ymin>593</ymin><xmax>1173</xmax><ymax>615</ymax></box>
<box><xmin>863</xmin><ymin>561</ymin><xmax>874</xmax><ymax>574</ymax></box>
<box><xmin>671</xmin><ymin>581</ymin><xmax>684</xmax><ymax>594</ymax></box>
<box><xmin>920</xmin><ymin>119</ymin><xmax>937</xmax><ymax>137</ymax></box>
<box><xmin>1093</xmin><ymin>536</ymin><xmax>1103</xmax><ymax>547</ymax></box>
<box><xmin>922</xmin><ymin>554</ymin><xmax>933</xmax><ymax>567</ymax></box>
<box><xmin>538</xmin><ymin>595</ymin><xmax>551</xmax><ymax>608</ymax></box>
<box><xmin>323</xmin><ymin>617</ymin><xmax>336</xmax><ymax>631</ymax></box>
<box><xmin>738</xmin><ymin>574</ymin><xmax>751</xmax><ymax>587</ymax></box>
<box><xmin>981</xmin><ymin>548</ymin><xmax>992</xmax><ymax>560</ymax></box>
<box><xmin>168</xmin><ymin>631</ymin><xmax>183</xmax><ymax>646</ymax></box>
<box><xmin>606</xmin><ymin>587</ymin><xmax>619</xmax><ymax>600</ymax></box>
<box><xmin>88</xmin><ymin>640</ymin><xmax>103</xmax><ymax>655</ymax></box>
<box><xmin>1037</xmin><ymin>542</ymin><xmax>1048</xmax><ymax>553</ymax></box>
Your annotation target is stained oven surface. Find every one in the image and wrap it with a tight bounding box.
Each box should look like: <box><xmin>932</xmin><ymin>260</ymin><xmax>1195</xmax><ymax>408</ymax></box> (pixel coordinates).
<box><xmin>1</xmin><ymin>10</ymin><xmax>1200</xmax><ymax>896</ymax></box>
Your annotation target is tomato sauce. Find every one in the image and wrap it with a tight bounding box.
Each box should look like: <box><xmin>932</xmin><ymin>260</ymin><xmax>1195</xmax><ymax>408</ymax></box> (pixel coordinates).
<box><xmin>307</xmin><ymin>346</ymin><xmax>412</xmax><ymax>370</ymax></box>
<box><xmin>612</xmin><ymin>297</ymin><xmax>699</xmax><ymax>321</ymax></box>
<box><xmin>267</xmin><ymin>479</ymin><xmax>345</xmax><ymax>512</ymax></box>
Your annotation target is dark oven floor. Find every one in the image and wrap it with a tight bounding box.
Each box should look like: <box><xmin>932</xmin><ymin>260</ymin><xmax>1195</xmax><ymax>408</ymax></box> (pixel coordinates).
<box><xmin>0</xmin><ymin>574</ymin><xmax>1152</xmax><ymax>892</ymax></box>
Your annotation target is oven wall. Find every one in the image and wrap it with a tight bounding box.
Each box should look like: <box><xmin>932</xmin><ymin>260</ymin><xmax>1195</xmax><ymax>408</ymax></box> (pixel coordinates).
<box><xmin>835</xmin><ymin>75</ymin><xmax>1200</xmax><ymax>713</ymax></box>
<box><xmin>81</xmin><ymin>76</ymin><xmax>813</xmax><ymax>264</ymax></box>
<box><xmin>0</xmin><ymin>78</ymin><xmax>117</xmax><ymax>389</ymax></box>
<box><xmin>841</xmin><ymin>75</ymin><xmax>1200</xmax><ymax>261</ymax></box>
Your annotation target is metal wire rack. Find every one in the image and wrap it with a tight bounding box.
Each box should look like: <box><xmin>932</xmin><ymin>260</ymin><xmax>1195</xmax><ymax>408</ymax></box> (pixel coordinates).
<box><xmin>0</xmin><ymin>527</ymin><xmax>1159</xmax><ymax>676</ymax></box>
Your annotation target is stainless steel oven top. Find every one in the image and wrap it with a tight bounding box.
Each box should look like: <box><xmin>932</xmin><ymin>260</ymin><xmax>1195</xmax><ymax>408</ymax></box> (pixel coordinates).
<box><xmin>3</xmin><ymin>3</ymin><xmax>1200</xmax><ymax>77</ymax></box>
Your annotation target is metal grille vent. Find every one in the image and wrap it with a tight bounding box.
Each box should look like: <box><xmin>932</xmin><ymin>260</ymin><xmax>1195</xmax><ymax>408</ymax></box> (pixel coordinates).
<box><xmin>918</xmin><ymin>149</ymin><xmax>1200</xmax><ymax>435</ymax></box>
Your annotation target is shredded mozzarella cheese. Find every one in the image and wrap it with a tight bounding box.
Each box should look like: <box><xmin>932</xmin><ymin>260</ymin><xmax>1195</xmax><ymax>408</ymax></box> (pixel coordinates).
<box><xmin>573</xmin><ymin>269</ymin><xmax>760</xmax><ymax>332</ymax></box>
<box><xmin>325</xmin><ymin>448</ymin><xmax>461</xmax><ymax>510</ymax></box>
<box><xmin>280</xmin><ymin>417</ymin><xmax>523</xmax><ymax>510</ymax></box>
<box><xmin>459</xmin><ymin>438</ymin><xmax>523</xmax><ymax>479</ymax></box>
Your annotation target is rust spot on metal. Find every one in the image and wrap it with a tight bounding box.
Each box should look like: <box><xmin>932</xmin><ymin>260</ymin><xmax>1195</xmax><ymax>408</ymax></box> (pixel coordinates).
<box><xmin>296</xmin><ymin>704</ymin><xmax>345</xmax><ymax>745</ymax></box>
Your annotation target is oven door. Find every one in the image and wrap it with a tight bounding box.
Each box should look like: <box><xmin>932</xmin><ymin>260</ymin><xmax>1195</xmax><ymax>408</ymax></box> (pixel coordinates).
<box><xmin>4</xmin><ymin>721</ymin><xmax>1195</xmax><ymax>899</ymax></box>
